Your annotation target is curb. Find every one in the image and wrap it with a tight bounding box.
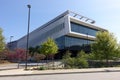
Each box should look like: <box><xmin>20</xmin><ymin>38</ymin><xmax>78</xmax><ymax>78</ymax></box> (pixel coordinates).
<box><xmin>0</xmin><ymin>70</ymin><xmax>120</xmax><ymax>77</ymax></box>
<box><xmin>0</xmin><ymin>68</ymin><xmax>18</xmax><ymax>71</ymax></box>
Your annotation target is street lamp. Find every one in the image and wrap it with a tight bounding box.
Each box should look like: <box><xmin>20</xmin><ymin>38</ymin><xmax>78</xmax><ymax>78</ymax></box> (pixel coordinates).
<box><xmin>86</xmin><ymin>33</ymin><xmax>88</xmax><ymax>52</ymax></box>
<box><xmin>86</xmin><ymin>33</ymin><xmax>88</xmax><ymax>45</ymax></box>
<box><xmin>9</xmin><ymin>36</ymin><xmax>14</xmax><ymax>50</ymax></box>
<box><xmin>25</xmin><ymin>4</ymin><xmax>31</xmax><ymax>70</ymax></box>
<box><xmin>10</xmin><ymin>36</ymin><xmax>14</xmax><ymax>43</ymax></box>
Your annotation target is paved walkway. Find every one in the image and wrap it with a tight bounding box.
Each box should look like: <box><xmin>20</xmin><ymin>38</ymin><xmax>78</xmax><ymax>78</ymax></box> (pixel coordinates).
<box><xmin>0</xmin><ymin>67</ymin><xmax>120</xmax><ymax>77</ymax></box>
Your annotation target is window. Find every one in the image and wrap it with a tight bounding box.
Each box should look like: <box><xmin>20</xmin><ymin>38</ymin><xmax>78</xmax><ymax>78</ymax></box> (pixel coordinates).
<box><xmin>65</xmin><ymin>36</ymin><xmax>93</xmax><ymax>47</ymax></box>
<box><xmin>71</xmin><ymin>22</ymin><xmax>98</xmax><ymax>36</ymax></box>
<box><xmin>30</xmin><ymin>23</ymin><xmax>65</xmax><ymax>47</ymax></box>
<box><xmin>55</xmin><ymin>36</ymin><xmax>94</xmax><ymax>50</ymax></box>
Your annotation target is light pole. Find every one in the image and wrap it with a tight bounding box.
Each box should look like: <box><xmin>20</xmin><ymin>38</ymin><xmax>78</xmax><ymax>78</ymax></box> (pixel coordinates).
<box><xmin>86</xmin><ymin>33</ymin><xmax>88</xmax><ymax>52</ymax></box>
<box><xmin>86</xmin><ymin>33</ymin><xmax>88</xmax><ymax>45</ymax></box>
<box><xmin>9</xmin><ymin>36</ymin><xmax>14</xmax><ymax>50</ymax></box>
<box><xmin>25</xmin><ymin>4</ymin><xmax>31</xmax><ymax>70</ymax></box>
<box><xmin>10</xmin><ymin>36</ymin><xmax>14</xmax><ymax>42</ymax></box>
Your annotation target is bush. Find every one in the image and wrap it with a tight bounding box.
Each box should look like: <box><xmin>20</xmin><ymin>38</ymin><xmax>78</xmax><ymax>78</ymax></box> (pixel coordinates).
<box><xmin>63</xmin><ymin>57</ymin><xmax>75</xmax><ymax>68</ymax></box>
<box><xmin>75</xmin><ymin>58</ymin><xmax>88</xmax><ymax>68</ymax></box>
<box><xmin>62</xmin><ymin>51</ymin><xmax>74</xmax><ymax>68</ymax></box>
<box><xmin>62</xmin><ymin>50</ymin><xmax>89</xmax><ymax>69</ymax></box>
<box><xmin>62</xmin><ymin>50</ymin><xmax>71</xmax><ymax>59</ymax></box>
<box><xmin>63</xmin><ymin>57</ymin><xmax>88</xmax><ymax>68</ymax></box>
<box><xmin>38</xmin><ymin>66</ymin><xmax>46</xmax><ymax>70</ymax></box>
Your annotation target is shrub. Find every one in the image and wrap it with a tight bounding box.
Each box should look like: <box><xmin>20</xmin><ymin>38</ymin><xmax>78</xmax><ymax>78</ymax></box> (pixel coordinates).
<box><xmin>62</xmin><ymin>50</ymin><xmax>71</xmax><ymax>59</ymax></box>
<box><xmin>62</xmin><ymin>50</ymin><xmax>89</xmax><ymax>68</ymax></box>
<box><xmin>75</xmin><ymin>58</ymin><xmax>88</xmax><ymax>68</ymax></box>
<box><xmin>34</xmin><ymin>53</ymin><xmax>46</xmax><ymax>62</ymax></box>
<box><xmin>63</xmin><ymin>57</ymin><xmax>75</xmax><ymax>68</ymax></box>
<box><xmin>38</xmin><ymin>66</ymin><xmax>46</xmax><ymax>70</ymax></box>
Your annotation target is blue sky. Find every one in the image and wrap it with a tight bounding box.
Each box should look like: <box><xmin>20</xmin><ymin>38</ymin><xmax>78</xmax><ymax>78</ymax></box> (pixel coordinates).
<box><xmin>0</xmin><ymin>0</ymin><xmax>120</xmax><ymax>43</ymax></box>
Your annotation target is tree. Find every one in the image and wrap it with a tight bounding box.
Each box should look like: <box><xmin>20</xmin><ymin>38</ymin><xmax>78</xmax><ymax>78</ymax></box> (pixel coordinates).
<box><xmin>40</xmin><ymin>38</ymin><xmax>58</xmax><ymax>59</ymax></box>
<box><xmin>40</xmin><ymin>38</ymin><xmax>58</xmax><ymax>68</ymax></box>
<box><xmin>0</xmin><ymin>28</ymin><xmax>5</xmax><ymax>52</ymax></box>
<box><xmin>114</xmin><ymin>43</ymin><xmax>120</xmax><ymax>60</ymax></box>
<box><xmin>29</xmin><ymin>47</ymin><xmax>36</xmax><ymax>57</ymax></box>
<box><xmin>5</xmin><ymin>48</ymin><xmax>26</xmax><ymax>61</ymax></box>
<box><xmin>0</xmin><ymin>28</ymin><xmax>5</xmax><ymax>62</ymax></box>
<box><xmin>91</xmin><ymin>31</ymin><xmax>120</xmax><ymax>66</ymax></box>
<box><xmin>15</xmin><ymin>48</ymin><xmax>26</xmax><ymax>61</ymax></box>
<box><xmin>0</xmin><ymin>51</ymin><xmax>6</xmax><ymax>62</ymax></box>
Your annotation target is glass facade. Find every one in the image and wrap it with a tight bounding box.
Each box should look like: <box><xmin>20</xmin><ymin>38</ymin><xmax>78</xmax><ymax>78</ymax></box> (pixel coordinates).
<box><xmin>71</xmin><ymin>22</ymin><xmax>98</xmax><ymax>36</ymax></box>
<box><xmin>30</xmin><ymin>23</ymin><xmax>65</xmax><ymax>46</ymax></box>
<box><xmin>55</xmin><ymin>36</ymin><xmax>93</xmax><ymax>51</ymax></box>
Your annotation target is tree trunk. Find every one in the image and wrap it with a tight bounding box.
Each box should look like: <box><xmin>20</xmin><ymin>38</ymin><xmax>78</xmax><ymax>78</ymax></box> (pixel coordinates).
<box><xmin>52</xmin><ymin>55</ymin><xmax>55</xmax><ymax>69</ymax></box>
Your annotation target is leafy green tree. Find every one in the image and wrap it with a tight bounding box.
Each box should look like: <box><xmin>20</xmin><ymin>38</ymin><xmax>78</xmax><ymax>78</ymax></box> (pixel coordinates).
<box><xmin>0</xmin><ymin>28</ymin><xmax>5</xmax><ymax>62</ymax></box>
<box><xmin>29</xmin><ymin>47</ymin><xmax>36</xmax><ymax>57</ymax></box>
<box><xmin>40</xmin><ymin>38</ymin><xmax>58</xmax><ymax>59</ymax></box>
<box><xmin>34</xmin><ymin>46</ymin><xmax>41</xmax><ymax>53</ymax></box>
<box><xmin>0</xmin><ymin>28</ymin><xmax>5</xmax><ymax>52</ymax></box>
<box><xmin>91</xmin><ymin>31</ymin><xmax>120</xmax><ymax>66</ymax></box>
<box><xmin>114</xmin><ymin>43</ymin><xmax>120</xmax><ymax>60</ymax></box>
<box><xmin>0</xmin><ymin>51</ymin><xmax>6</xmax><ymax>63</ymax></box>
<box><xmin>29</xmin><ymin>46</ymin><xmax>41</xmax><ymax>61</ymax></box>
<box><xmin>40</xmin><ymin>38</ymin><xmax>58</xmax><ymax>68</ymax></box>
<box><xmin>29</xmin><ymin>46</ymin><xmax>41</xmax><ymax>56</ymax></box>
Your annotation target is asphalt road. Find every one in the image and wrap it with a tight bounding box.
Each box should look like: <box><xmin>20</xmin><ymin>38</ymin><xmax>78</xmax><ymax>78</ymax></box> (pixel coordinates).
<box><xmin>0</xmin><ymin>72</ymin><xmax>120</xmax><ymax>80</ymax></box>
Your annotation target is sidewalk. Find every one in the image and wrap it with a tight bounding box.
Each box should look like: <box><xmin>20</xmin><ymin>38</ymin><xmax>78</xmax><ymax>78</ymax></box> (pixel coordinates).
<box><xmin>0</xmin><ymin>67</ymin><xmax>120</xmax><ymax>77</ymax></box>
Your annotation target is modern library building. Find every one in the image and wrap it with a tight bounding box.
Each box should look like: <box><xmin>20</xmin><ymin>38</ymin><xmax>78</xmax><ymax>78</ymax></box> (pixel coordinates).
<box><xmin>9</xmin><ymin>10</ymin><xmax>107</xmax><ymax>58</ymax></box>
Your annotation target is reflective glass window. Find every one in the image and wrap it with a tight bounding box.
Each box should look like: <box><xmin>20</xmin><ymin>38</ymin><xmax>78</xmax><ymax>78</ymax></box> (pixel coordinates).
<box><xmin>55</xmin><ymin>36</ymin><xmax>94</xmax><ymax>50</ymax></box>
<box><xmin>71</xmin><ymin>22</ymin><xmax>98</xmax><ymax>36</ymax></box>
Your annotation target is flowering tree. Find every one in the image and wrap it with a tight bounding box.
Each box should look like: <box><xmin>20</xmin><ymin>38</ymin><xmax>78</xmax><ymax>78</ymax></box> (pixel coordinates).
<box><xmin>5</xmin><ymin>48</ymin><xmax>27</xmax><ymax>62</ymax></box>
<box><xmin>5</xmin><ymin>50</ymin><xmax>15</xmax><ymax>61</ymax></box>
<box><xmin>15</xmin><ymin>48</ymin><xmax>26</xmax><ymax>61</ymax></box>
